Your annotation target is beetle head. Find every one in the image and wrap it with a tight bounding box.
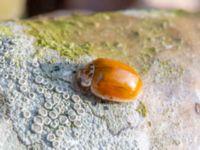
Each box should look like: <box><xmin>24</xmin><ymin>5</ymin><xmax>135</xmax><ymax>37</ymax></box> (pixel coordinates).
<box><xmin>76</xmin><ymin>63</ymin><xmax>95</xmax><ymax>88</ymax></box>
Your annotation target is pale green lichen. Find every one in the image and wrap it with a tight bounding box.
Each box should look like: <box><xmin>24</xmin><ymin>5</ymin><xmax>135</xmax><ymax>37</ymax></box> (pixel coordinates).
<box><xmin>0</xmin><ymin>93</ymin><xmax>4</xmax><ymax>102</ymax></box>
<box><xmin>22</xmin><ymin>19</ymin><xmax>93</xmax><ymax>60</ymax></box>
<box><xmin>153</xmin><ymin>59</ymin><xmax>184</xmax><ymax>84</ymax></box>
<box><xmin>0</xmin><ymin>26</ymin><xmax>13</xmax><ymax>36</ymax></box>
<box><xmin>48</xmin><ymin>58</ymin><xmax>57</xmax><ymax>64</ymax></box>
<box><xmin>21</xmin><ymin>13</ymin><xmax>118</xmax><ymax>60</ymax></box>
<box><xmin>158</xmin><ymin>60</ymin><xmax>183</xmax><ymax>78</ymax></box>
<box><xmin>21</xmin><ymin>12</ymin><xmax>184</xmax><ymax>74</ymax></box>
<box><xmin>13</xmin><ymin>58</ymin><xmax>22</xmax><ymax>68</ymax></box>
<box><xmin>137</xmin><ymin>47</ymin><xmax>157</xmax><ymax>74</ymax></box>
<box><xmin>171</xmin><ymin>9</ymin><xmax>189</xmax><ymax>16</ymax></box>
<box><xmin>136</xmin><ymin>102</ymin><xmax>147</xmax><ymax>117</ymax></box>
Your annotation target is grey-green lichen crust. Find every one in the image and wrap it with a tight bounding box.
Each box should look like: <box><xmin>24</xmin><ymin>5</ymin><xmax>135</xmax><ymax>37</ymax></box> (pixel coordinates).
<box><xmin>0</xmin><ymin>20</ymin><xmax>148</xmax><ymax>150</ymax></box>
<box><xmin>0</xmin><ymin>10</ymin><xmax>200</xmax><ymax>150</ymax></box>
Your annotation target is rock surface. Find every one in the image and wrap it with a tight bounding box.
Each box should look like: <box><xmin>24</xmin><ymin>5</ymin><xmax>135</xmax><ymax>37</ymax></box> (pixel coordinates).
<box><xmin>0</xmin><ymin>10</ymin><xmax>200</xmax><ymax>150</ymax></box>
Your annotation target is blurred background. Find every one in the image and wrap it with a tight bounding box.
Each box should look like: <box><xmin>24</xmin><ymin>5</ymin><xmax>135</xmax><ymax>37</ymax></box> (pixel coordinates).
<box><xmin>0</xmin><ymin>0</ymin><xmax>200</xmax><ymax>20</ymax></box>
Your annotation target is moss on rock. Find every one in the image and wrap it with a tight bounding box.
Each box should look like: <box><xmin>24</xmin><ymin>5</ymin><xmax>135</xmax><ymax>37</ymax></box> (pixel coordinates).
<box><xmin>154</xmin><ymin>60</ymin><xmax>184</xmax><ymax>83</ymax></box>
<box><xmin>0</xmin><ymin>25</ymin><xmax>13</xmax><ymax>36</ymax></box>
<box><xmin>22</xmin><ymin>19</ymin><xmax>93</xmax><ymax>60</ymax></box>
<box><xmin>136</xmin><ymin>102</ymin><xmax>147</xmax><ymax>117</ymax></box>
<box><xmin>21</xmin><ymin>12</ymin><xmax>185</xmax><ymax>75</ymax></box>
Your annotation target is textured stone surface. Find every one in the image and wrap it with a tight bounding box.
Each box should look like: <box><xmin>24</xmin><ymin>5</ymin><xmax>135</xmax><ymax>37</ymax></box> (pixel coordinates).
<box><xmin>0</xmin><ymin>10</ymin><xmax>200</xmax><ymax>150</ymax></box>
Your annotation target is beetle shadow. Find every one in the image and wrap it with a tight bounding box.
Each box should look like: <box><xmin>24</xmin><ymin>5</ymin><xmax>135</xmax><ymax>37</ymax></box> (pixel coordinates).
<box><xmin>39</xmin><ymin>61</ymin><xmax>79</xmax><ymax>83</ymax></box>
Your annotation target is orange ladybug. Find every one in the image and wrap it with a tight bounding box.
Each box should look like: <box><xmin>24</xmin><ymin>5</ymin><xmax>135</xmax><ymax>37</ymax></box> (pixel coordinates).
<box><xmin>76</xmin><ymin>58</ymin><xmax>142</xmax><ymax>102</ymax></box>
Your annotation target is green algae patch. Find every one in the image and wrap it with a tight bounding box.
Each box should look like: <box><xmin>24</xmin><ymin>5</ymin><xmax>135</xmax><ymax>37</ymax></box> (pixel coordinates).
<box><xmin>172</xmin><ymin>9</ymin><xmax>189</xmax><ymax>16</ymax></box>
<box><xmin>170</xmin><ymin>9</ymin><xmax>200</xmax><ymax>17</ymax></box>
<box><xmin>0</xmin><ymin>25</ymin><xmax>13</xmax><ymax>36</ymax></box>
<box><xmin>158</xmin><ymin>60</ymin><xmax>184</xmax><ymax>78</ymax></box>
<box><xmin>21</xmin><ymin>12</ymin><xmax>184</xmax><ymax>73</ymax></box>
<box><xmin>21</xmin><ymin>13</ymin><xmax>122</xmax><ymax>60</ymax></box>
<box><xmin>22</xmin><ymin>19</ymin><xmax>93</xmax><ymax>60</ymax></box>
<box><xmin>153</xmin><ymin>59</ymin><xmax>184</xmax><ymax>84</ymax></box>
<box><xmin>137</xmin><ymin>47</ymin><xmax>157</xmax><ymax>74</ymax></box>
<box><xmin>136</xmin><ymin>102</ymin><xmax>147</xmax><ymax>117</ymax></box>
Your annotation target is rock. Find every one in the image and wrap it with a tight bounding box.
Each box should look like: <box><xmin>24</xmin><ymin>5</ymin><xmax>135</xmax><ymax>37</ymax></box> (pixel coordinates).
<box><xmin>0</xmin><ymin>10</ymin><xmax>200</xmax><ymax>149</ymax></box>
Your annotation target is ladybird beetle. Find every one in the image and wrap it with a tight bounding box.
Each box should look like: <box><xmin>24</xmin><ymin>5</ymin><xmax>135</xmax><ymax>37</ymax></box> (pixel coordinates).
<box><xmin>76</xmin><ymin>58</ymin><xmax>142</xmax><ymax>102</ymax></box>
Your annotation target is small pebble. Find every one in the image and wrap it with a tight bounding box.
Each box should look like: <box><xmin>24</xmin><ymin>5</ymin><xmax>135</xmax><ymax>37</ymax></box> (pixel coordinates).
<box><xmin>195</xmin><ymin>103</ymin><xmax>200</xmax><ymax>114</ymax></box>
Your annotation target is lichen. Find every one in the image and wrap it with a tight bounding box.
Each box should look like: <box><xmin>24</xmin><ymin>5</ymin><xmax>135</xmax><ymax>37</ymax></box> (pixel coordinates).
<box><xmin>171</xmin><ymin>9</ymin><xmax>189</xmax><ymax>16</ymax></box>
<box><xmin>0</xmin><ymin>26</ymin><xmax>13</xmax><ymax>36</ymax></box>
<box><xmin>137</xmin><ymin>47</ymin><xmax>157</xmax><ymax>74</ymax></box>
<box><xmin>0</xmin><ymin>33</ymin><xmax>88</xmax><ymax>148</ymax></box>
<box><xmin>136</xmin><ymin>102</ymin><xmax>147</xmax><ymax>117</ymax></box>
<box><xmin>20</xmin><ymin>12</ymin><xmax>184</xmax><ymax>75</ymax></box>
<box><xmin>21</xmin><ymin>19</ymin><xmax>93</xmax><ymax>60</ymax></box>
<box><xmin>21</xmin><ymin>13</ymin><xmax>120</xmax><ymax>60</ymax></box>
<box><xmin>0</xmin><ymin>93</ymin><xmax>4</xmax><ymax>101</ymax></box>
<box><xmin>155</xmin><ymin>60</ymin><xmax>184</xmax><ymax>81</ymax></box>
<box><xmin>0</xmin><ymin>10</ymin><xmax>198</xmax><ymax>150</ymax></box>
